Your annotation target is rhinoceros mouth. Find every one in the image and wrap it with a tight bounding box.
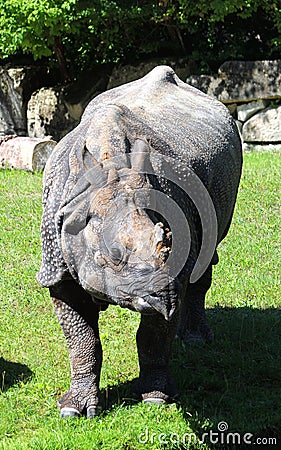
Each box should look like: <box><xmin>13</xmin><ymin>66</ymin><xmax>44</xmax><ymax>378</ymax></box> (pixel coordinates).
<box><xmin>132</xmin><ymin>296</ymin><xmax>156</xmax><ymax>314</ymax></box>
<box><xmin>80</xmin><ymin>266</ymin><xmax>178</xmax><ymax>320</ymax></box>
<box><xmin>109</xmin><ymin>290</ymin><xmax>178</xmax><ymax>321</ymax></box>
<box><xmin>142</xmin><ymin>293</ymin><xmax>177</xmax><ymax>320</ymax></box>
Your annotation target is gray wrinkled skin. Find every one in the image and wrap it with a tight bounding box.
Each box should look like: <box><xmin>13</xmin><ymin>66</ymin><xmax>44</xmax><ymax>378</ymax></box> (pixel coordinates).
<box><xmin>37</xmin><ymin>66</ymin><xmax>242</xmax><ymax>417</ymax></box>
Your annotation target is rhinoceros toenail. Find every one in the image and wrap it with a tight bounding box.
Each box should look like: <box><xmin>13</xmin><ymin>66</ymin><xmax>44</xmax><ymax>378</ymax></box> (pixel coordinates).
<box><xmin>60</xmin><ymin>407</ymin><xmax>81</xmax><ymax>418</ymax></box>
<box><xmin>87</xmin><ymin>405</ymin><xmax>102</xmax><ymax>419</ymax></box>
<box><xmin>143</xmin><ymin>397</ymin><xmax>166</xmax><ymax>405</ymax></box>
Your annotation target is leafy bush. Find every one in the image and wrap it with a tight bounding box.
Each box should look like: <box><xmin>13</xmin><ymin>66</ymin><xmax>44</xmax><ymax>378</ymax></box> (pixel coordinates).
<box><xmin>0</xmin><ymin>0</ymin><xmax>280</xmax><ymax>79</ymax></box>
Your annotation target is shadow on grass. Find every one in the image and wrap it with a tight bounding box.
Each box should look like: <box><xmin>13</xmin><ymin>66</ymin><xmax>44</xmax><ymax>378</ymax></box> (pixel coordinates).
<box><xmin>172</xmin><ymin>306</ymin><xmax>281</xmax><ymax>447</ymax></box>
<box><xmin>100</xmin><ymin>306</ymin><xmax>281</xmax><ymax>446</ymax></box>
<box><xmin>0</xmin><ymin>357</ymin><xmax>33</xmax><ymax>393</ymax></box>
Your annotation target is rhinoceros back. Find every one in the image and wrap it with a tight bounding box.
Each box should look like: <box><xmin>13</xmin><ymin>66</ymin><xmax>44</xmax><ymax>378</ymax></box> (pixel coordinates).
<box><xmin>83</xmin><ymin>65</ymin><xmax>242</xmax><ymax>242</ymax></box>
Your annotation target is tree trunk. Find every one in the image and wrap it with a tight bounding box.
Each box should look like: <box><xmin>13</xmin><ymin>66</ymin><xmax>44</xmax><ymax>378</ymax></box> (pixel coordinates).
<box><xmin>53</xmin><ymin>36</ymin><xmax>71</xmax><ymax>82</ymax></box>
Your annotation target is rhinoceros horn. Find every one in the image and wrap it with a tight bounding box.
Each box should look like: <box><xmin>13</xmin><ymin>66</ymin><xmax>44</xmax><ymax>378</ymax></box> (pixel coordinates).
<box><xmin>131</xmin><ymin>138</ymin><xmax>151</xmax><ymax>173</ymax></box>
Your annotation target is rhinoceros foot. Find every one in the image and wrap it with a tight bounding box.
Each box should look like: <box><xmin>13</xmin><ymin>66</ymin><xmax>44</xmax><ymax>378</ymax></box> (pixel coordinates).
<box><xmin>132</xmin><ymin>369</ymin><xmax>177</xmax><ymax>405</ymax></box>
<box><xmin>177</xmin><ymin>321</ymin><xmax>213</xmax><ymax>345</ymax></box>
<box><xmin>58</xmin><ymin>375</ymin><xmax>102</xmax><ymax>419</ymax></box>
<box><xmin>142</xmin><ymin>391</ymin><xmax>170</xmax><ymax>404</ymax></box>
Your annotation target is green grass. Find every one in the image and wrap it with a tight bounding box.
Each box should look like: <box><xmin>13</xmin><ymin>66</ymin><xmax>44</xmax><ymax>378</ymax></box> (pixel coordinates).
<box><xmin>0</xmin><ymin>150</ymin><xmax>280</xmax><ymax>449</ymax></box>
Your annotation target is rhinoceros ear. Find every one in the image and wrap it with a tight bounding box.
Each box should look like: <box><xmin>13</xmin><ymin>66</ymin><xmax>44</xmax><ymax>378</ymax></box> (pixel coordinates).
<box><xmin>37</xmin><ymin>138</ymin><xmax>71</xmax><ymax>287</ymax></box>
<box><xmin>37</xmin><ymin>130</ymin><xmax>104</xmax><ymax>287</ymax></box>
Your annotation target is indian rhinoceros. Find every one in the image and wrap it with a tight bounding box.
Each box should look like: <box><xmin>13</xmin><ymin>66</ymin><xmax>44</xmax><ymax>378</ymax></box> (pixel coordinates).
<box><xmin>37</xmin><ymin>66</ymin><xmax>242</xmax><ymax>418</ymax></box>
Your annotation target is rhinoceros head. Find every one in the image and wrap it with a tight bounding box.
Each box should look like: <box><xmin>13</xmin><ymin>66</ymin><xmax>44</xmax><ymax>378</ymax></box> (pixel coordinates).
<box><xmin>39</xmin><ymin>135</ymin><xmax>178</xmax><ymax>320</ymax></box>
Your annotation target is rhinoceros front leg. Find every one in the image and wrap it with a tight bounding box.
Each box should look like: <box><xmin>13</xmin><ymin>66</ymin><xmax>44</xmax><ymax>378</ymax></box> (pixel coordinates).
<box><xmin>134</xmin><ymin>312</ymin><xmax>178</xmax><ymax>403</ymax></box>
<box><xmin>177</xmin><ymin>265</ymin><xmax>213</xmax><ymax>344</ymax></box>
<box><xmin>52</xmin><ymin>296</ymin><xmax>102</xmax><ymax>419</ymax></box>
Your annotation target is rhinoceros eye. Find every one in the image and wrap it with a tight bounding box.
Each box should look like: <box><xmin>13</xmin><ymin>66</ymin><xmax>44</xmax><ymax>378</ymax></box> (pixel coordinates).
<box><xmin>108</xmin><ymin>243</ymin><xmax>124</xmax><ymax>265</ymax></box>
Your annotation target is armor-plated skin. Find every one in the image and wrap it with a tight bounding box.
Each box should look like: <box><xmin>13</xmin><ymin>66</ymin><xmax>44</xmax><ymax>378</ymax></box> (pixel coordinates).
<box><xmin>38</xmin><ymin>66</ymin><xmax>242</xmax><ymax>418</ymax></box>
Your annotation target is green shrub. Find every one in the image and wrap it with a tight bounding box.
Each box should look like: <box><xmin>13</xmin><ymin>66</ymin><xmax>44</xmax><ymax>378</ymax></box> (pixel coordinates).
<box><xmin>0</xmin><ymin>0</ymin><xmax>280</xmax><ymax>78</ymax></box>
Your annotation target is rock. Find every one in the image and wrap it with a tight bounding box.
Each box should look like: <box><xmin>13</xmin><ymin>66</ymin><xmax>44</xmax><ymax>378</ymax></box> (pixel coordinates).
<box><xmin>64</xmin><ymin>66</ymin><xmax>111</xmax><ymax>121</ymax></box>
<box><xmin>27</xmin><ymin>67</ymin><xmax>111</xmax><ymax>140</ymax></box>
<box><xmin>0</xmin><ymin>68</ymin><xmax>26</xmax><ymax>135</ymax></box>
<box><xmin>107</xmin><ymin>59</ymin><xmax>195</xmax><ymax>89</ymax></box>
<box><xmin>242</xmin><ymin>105</ymin><xmax>281</xmax><ymax>142</ymax></box>
<box><xmin>235</xmin><ymin>121</ymin><xmax>243</xmax><ymax>140</ymax></box>
<box><xmin>243</xmin><ymin>143</ymin><xmax>281</xmax><ymax>152</ymax></box>
<box><xmin>186</xmin><ymin>74</ymin><xmax>221</xmax><ymax>97</ymax></box>
<box><xmin>186</xmin><ymin>60</ymin><xmax>281</xmax><ymax>103</ymax></box>
<box><xmin>0</xmin><ymin>66</ymin><xmax>58</xmax><ymax>136</ymax></box>
<box><xmin>27</xmin><ymin>87</ymin><xmax>78</xmax><ymax>141</ymax></box>
<box><xmin>237</xmin><ymin>100</ymin><xmax>268</xmax><ymax>122</ymax></box>
<box><xmin>226</xmin><ymin>103</ymin><xmax>237</xmax><ymax>117</ymax></box>
<box><xmin>0</xmin><ymin>136</ymin><xmax>56</xmax><ymax>171</ymax></box>
<box><xmin>219</xmin><ymin>60</ymin><xmax>281</xmax><ymax>77</ymax></box>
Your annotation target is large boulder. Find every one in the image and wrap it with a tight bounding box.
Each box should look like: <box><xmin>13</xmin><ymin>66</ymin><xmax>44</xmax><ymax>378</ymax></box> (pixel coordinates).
<box><xmin>27</xmin><ymin>87</ymin><xmax>77</xmax><ymax>141</ymax></box>
<box><xmin>237</xmin><ymin>99</ymin><xmax>268</xmax><ymax>122</ymax></box>
<box><xmin>242</xmin><ymin>105</ymin><xmax>281</xmax><ymax>142</ymax></box>
<box><xmin>107</xmin><ymin>58</ymin><xmax>195</xmax><ymax>90</ymax></box>
<box><xmin>64</xmin><ymin>66</ymin><xmax>111</xmax><ymax>120</ymax></box>
<box><xmin>28</xmin><ymin>67</ymin><xmax>111</xmax><ymax>140</ymax></box>
<box><xmin>0</xmin><ymin>68</ymin><xmax>26</xmax><ymax>135</ymax></box>
<box><xmin>186</xmin><ymin>60</ymin><xmax>281</xmax><ymax>103</ymax></box>
<box><xmin>0</xmin><ymin>66</ymin><xmax>57</xmax><ymax>136</ymax></box>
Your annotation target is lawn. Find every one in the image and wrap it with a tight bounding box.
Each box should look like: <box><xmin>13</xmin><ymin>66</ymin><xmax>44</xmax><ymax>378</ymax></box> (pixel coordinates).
<box><xmin>0</xmin><ymin>150</ymin><xmax>280</xmax><ymax>449</ymax></box>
